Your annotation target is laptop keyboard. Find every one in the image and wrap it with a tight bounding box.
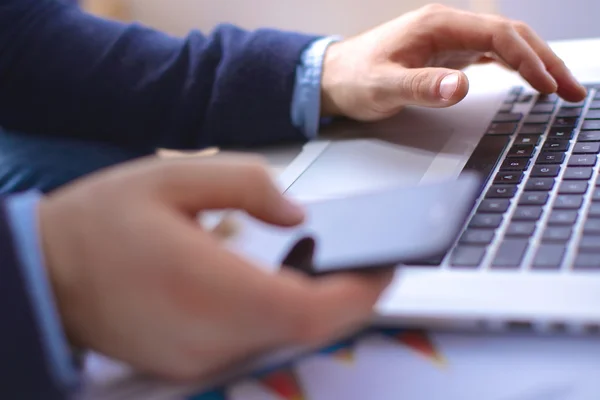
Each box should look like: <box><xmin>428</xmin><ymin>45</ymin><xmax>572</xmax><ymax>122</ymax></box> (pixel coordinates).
<box><xmin>440</xmin><ymin>84</ymin><xmax>600</xmax><ymax>271</ymax></box>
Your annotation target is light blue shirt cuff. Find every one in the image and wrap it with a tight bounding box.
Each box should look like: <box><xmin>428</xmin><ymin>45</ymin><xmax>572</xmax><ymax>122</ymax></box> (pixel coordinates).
<box><xmin>5</xmin><ymin>191</ymin><xmax>79</xmax><ymax>391</ymax></box>
<box><xmin>291</xmin><ymin>36</ymin><xmax>342</xmax><ymax>139</ymax></box>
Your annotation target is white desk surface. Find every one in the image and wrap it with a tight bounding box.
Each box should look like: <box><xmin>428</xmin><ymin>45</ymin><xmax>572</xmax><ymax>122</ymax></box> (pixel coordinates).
<box><xmin>79</xmin><ymin>37</ymin><xmax>600</xmax><ymax>400</ymax></box>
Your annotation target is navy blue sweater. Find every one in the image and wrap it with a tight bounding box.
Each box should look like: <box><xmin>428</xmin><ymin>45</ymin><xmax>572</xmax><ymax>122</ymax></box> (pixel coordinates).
<box><xmin>0</xmin><ymin>0</ymin><xmax>319</xmax><ymax>150</ymax></box>
<box><xmin>0</xmin><ymin>0</ymin><xmax>320</xmax><ymax>398</ymax></box>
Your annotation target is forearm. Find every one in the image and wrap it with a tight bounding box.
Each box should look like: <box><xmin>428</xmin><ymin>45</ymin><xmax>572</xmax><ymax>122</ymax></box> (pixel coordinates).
<box><xmin>0</xmin><ymin>0</ymin><xmax>320</xmax><ymax>150</ymax></box>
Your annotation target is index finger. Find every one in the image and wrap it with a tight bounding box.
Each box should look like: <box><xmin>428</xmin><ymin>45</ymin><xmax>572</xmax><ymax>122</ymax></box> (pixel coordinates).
<box><xmin>269</xmin><ymin>267</ymin><xmax>394</xmax><ymax>346</ymax></box>
<box><xmin>512</xmin><ymin>21</ymin><xmax>587</xmax><ymax>102</ymax></box>
<box><xmin>433</xmin><ymin>11</ymin><xmax>558</xmax><ymax>94</ymax></box>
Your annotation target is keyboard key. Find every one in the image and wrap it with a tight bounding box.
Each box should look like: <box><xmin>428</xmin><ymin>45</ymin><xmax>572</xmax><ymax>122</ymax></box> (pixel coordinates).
<box><xmin>592</xmin><ymin>188</ymin><xmax>600</xmax><ymax>201</ymax></box>
<box><xmin>585</xmin><ymin>110</ymin><xmax>600</xmax><ymax>119</ymax></box>
<box><xmin>519</xmin><ymin>192</ymin><xmax>548</xmax><ymax>205</ymax></box>
<box><xmin>494</xmin><ymin>172</ymin><xmax>523</xmax><ymax>184</ymax></box>
<box><xmin>504</xmin><ymin>93</ymin><xmax>518</xmax><ymax>103</ymax></box>
<box><xmin>553</xmin><ymin>117</ymin><xmax>578</xmax><ymax>127</ymax></box>
<box><xmin>499</xmin><ymin>103</ymin><xmax>513</xmax><ymax>113</ymax></box>
<box><xmin>487</xmin><ymin>122</ymin><xmax>518</xmax><ymax>135</ymax></box>
<box><xmin>500</xmin><ymin>158</ymin><xmax>530</xmax><ymax>171</ymax></box>
<box><xmin>515</xmin><ymin>135</ymin><xmax>540</xmax><ymax>146</ymax></box>
<box><xmin>583</xmin><ymin>219</ymin><xmax>600</xmax><ymax>234</ymax></box>
<box><xmin>579</xmin><ymin>235</ymin><xmax>600</xmax><ymax>251</ymax></box>
<box><xmin>548</xmin><ymin>127</ymin><xmax>574</xmax><ymax>139</ymax></box>
<box><xmin>573</xmin><ymin>142</ymin><xmax>600</xmax><ymax>154</ymax></box>
<box><xmin>536</xmin><ymin>152</ymin><xmax>565</xmax><ymax>164</ymax></box>
<box><xmin>506</xmin><ymin>222</ymin><xmax>537</xmax><ymax>236</ymax></box>
<box><xmin>568</xmin><ymin>154</ymin><xmax>597</xmax><ymax>167</ymax></box>
<box><xmin>577</xmin><ymin>131</ymin><xmax>600</xmax><ymax>141</ymax></box>
<box><xmin>547</xmin><ymin>210</ymin><xmax>578</xmax><ymax>225</ymax></box>
<box><xmin>491</xmin><ymin>239</ymin><xmax>529</xmax><ymax>269</ymax></box>
<box><xmin>487</xmin><ymin>185</ymin><xmax>518</xmax><ymax>198</ymax></box>
<box><xmin>526</xmin><ymin>114</ymin><xmax>552</xmax><ymax>124</ymax></box>
<box><xmin>557</xmin><ymin>107</ymin><xmax>582</xmax><ymax>117</ymax></box>
<box><xmin>512</xmin><ymin>206</ymin><xmax>543</xmax><ymax>221</ymax></box>
<box><xmin>526</xmin><ymin>178</ymin><xmax>555</xmax><ymax>191</ymax></box>
<box><xmin>573</xmin><ymin>253</ymin><xmax>600</xmax><ymax>270</ymax></box>
<box><xmin>531</xmin><ymin>103</ymin><xmax>555</xmax><ymax>114</ymax></box>
<box><xmin>542</xmin><ymin>227</ymin><xmax>572</xmax><ymax>242</ymax></box>
<box><xmin>562</xmin><ymin>100</ymin><xmax>586</xmax><ymax>108</ymax></box>
<box><xmin>559</xmin><ymin>181</ymin><xmax>589</xmax><ymax>194</ymax></box>
<box><xmin>450</xmin><ymin>246</ymin><xmax>487</xmax><ymax>267</ymax></box>
<box><xmin>463</xmin><ymin>135</ymin><xmax>511</xmax><ymax>188</ymax></box>
<box><xmin>588</xmin><ymin>203</ymin><xmax>600</xmax><ymax>217</ymax></box>
<box><xmin>542</xmin><ymin>140</ymin><xmax>570</xmax><ymax>152</ymax></box>
<box><xmin>537</xmin><ymin>93</ymin><xmax>558</xmax><ymax>104</ymax></box>
<box><xmin>460</xmin><ymin>229</ymin><xmax>496</xmax><ymax>245</ymax></box>
<box><xmin>470</xmin><ymin>214</ymin><xmax>504</xmax><ymax>228</ymax></box>
<box><xmin>518</xmin><ymin>93</ymin><xmax>534</xmax><ymax>103</ymax></box>
<box><xmin>493</xmin><ymin>113</ymin><xmax>523</xmax><ymax>122</ymax></box>
<box><xmin>554</xmin><ymin>195</ymin><xmax>584</xmax><ymax>209</ymax></box>
<box><xmin>519</xmin><ymin>124</ymin><xmax>547</xmax><ymax>135</ymax></box>
<box><xmin>532</xmin><ymin>244</ymin><xmax>565</xmax><ymax>270</ymax></box>
<box><xmin>589</xmin><ymin>100</ymin><xmax>600</xmax><ymax>109</ymax></box>
<box><xmin>564</xmin><ymin>167</ymin><xmax>593</xmax><ymax>180</ymax></box>
<box><xmin>478</xmin><ymin>199</ymin><xmax>511</xmax><ymax>213</ymax></box>
<box><xmin>508</xmin><ymin>145</ymin><xmax>535</xmax><ymax>158</ymax></box>
<box><xmin>583</xmin><ymin>120</ymin><xmax>600</xmax><ymax>131</ymax></box>
<box><xmin>531</xmin><ymin>165</ymin><xmax>560</xmax><ymax>177</ymax></box>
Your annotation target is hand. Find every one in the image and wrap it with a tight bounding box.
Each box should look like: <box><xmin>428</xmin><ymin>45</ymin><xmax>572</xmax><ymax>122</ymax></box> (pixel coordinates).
<box><xmin>39</xmin><ymin>155</ymin><xmax>392</xmax><ymax>381</ymax></box>
<box><xmin>321</xmin><ymin>3</ymin><xmax>587</xmax><ymax>120</ymax></box>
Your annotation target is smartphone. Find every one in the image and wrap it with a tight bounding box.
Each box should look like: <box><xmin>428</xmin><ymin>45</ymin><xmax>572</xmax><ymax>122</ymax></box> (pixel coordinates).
<box><xmin>224</xmin><ymin>172</ymin><xmax>481</xmax><ymax>276</ymax></box>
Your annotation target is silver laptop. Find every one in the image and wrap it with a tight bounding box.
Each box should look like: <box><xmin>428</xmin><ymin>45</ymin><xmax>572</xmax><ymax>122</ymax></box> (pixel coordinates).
<box><xmin>270</xmin><ymin>48</ymin><xmax>600</xmax><ymax>335</ymax></box>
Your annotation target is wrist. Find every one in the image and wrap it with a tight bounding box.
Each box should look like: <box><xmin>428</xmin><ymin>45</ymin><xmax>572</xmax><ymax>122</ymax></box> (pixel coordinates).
<box><xmin>38</xmin><ymin>197</ymin><xmax>82</xmax><ymax>349</ymax></box>
<box><xmin>320</xmin><ymin>40</ymin><xmax>345</xmax><ymax>118</ymax></box>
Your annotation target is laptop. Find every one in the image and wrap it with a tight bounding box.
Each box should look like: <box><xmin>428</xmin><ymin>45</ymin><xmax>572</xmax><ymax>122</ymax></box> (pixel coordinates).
<box><xmin>271</xmin><ymin>39</ymin><xmax>600</xmax><ymax>335</ymax></box>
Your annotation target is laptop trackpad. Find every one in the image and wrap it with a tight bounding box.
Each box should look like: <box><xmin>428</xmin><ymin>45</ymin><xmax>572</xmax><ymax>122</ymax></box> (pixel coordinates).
<box><xmin>284</xmin><ymin>138</ymin><xmax>471</xmax><ymax>201</ymax></box>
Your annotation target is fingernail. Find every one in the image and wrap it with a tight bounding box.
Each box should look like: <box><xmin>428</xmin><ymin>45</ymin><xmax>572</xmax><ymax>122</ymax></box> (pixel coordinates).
<box><xmin>547</xmin><ymin>73</ymin><xmax>558</xmax><ymax>91</ymax></box>
<box><xmin>439</xmin><ymin>73</ymin><xmax>459</xmax><ymax>101</ymax></box>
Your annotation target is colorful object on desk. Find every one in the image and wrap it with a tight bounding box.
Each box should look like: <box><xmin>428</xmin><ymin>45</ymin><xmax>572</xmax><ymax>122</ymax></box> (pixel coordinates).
<box><xmin>188</xmin><ymin>388</ymin><xmax>228</xmax><ymax>400</ymax></box>
<box><xmin>381</xmin><ymin>328</ymin><xmax>446</xmax><ymax>367</ymax></box>
<box><xmin>186</xmin><ymin>329</ymin><xmax>447</xmax><ymax>399</ymax></box>
<box><xmin>318</xmin><ymin>337</ymin><xmax>358</xmax><ymax>364</ymax></box>
<box><xmin>256</xmin><ymin>366</ymin><xmax>306</xmax><ymax>400</ymax></box>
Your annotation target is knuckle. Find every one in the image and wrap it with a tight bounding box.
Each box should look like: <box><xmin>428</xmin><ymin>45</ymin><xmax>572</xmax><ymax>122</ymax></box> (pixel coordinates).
<box><xmin>406</xmin><ymin>70</ymin><xmax>432</xmax><ymax>102</ymax></box>
<box><xmin>511</xmin><ymin>20</ymin><xmax>530</xmax><ymax>35</ymax></box>
<box><xmin>421</xmin><ymin>3</ymin><xmax>447</xmax><ymax>15</ymax></box>
<box><xmin>241</xmin><ymin>160</ymin><xmax>271</xmax><ymax>184</ymax></box>
<box><xmin>496</xmin><ymin>18</ymin><xmax>513</xmax><ymax>34</ymax></box>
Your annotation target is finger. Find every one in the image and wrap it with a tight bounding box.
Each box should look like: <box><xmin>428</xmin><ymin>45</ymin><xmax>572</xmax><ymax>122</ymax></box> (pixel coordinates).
<box><xmin>383</xmin><ymin>66</ymin><xmax>470</xmax><ymax>108</ymax></box>
<box><xmin>270</xmin><ymin>267</ymin><xmax>395</xmax><ymax>346</ymax></box>
<box><xmin>512</xmin><ymin>21</ymin><xmax>587</xmax><ymax>102</ymax></box>
<box><xmin>477</xmin><ymin>53</ymin><xmax>512</xmax><ymax>70</ymax></box>
<box><xmin>443</xmin><ymin>12</ymin><xmax>558</xmax><ymax>94</ymax></box>
<box><xmin>184</xmin><ymin>230</ymin><xmax>393</xmax><ymax>349</ymax></box>
<box><xmin>483</xmin><ymin>18</ymin><xmax>558</xmax><ymax>94</ymax></box>
<box><xmin>150</xmin><ymin>156</ymin><xmax>304</xmax><ymax>227</ymax></box>
<box><xmin>475</xmin><ymin>55</ymin><xmax>496</xmax><ymax>65</ymax></box>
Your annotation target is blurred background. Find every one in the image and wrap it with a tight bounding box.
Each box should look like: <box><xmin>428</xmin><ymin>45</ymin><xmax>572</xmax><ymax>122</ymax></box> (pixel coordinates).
<box><xmin>81</xmin><ymin>0</ymin><xmax>600</xmax><ymax>42</ymax></box>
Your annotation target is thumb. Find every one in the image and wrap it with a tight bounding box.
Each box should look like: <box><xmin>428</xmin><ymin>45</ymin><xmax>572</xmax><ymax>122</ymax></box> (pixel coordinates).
<box><xmin>151</xmin><ymin>156</ymin><xmax>305</xmax><ymax>227</ymax></box>
<box><xmin>388</xmin><ymin>67</ymin><xmax>469</xmax><ymax>108</ymax></box>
